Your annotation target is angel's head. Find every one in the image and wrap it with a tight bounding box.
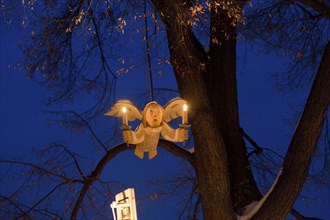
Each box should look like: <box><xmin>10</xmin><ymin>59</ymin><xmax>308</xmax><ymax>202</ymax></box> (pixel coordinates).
<box><xmin>142</xmin><ymin>101</ymin><xmax>164</xmax><ymax>128</ymax></box>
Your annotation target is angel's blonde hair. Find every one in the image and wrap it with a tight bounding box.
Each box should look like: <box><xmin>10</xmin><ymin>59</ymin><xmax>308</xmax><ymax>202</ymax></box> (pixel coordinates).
<box><xmin>142</xmin><ymin>101</ymin><xmax>165</xmax><ymax>127</ymax></box>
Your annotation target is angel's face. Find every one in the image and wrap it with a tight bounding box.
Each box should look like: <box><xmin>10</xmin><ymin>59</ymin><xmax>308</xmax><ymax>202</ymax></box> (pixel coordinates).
<box><xmin>145</xmin><ymin>104</ymin><xmax>163</xmax><ymax>127</ymax></box>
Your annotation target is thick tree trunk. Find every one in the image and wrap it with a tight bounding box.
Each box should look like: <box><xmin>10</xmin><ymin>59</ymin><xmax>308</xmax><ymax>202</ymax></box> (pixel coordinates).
<box><xmin>151</xmin><ymin>1</ymin><xmax>236</xmax><ymax>219</ymax></box>
<box><xmin>206</xmin><ymin>4</ymin><xmax>261</xmax><ymax>212</ymax></box>
<box><xmin>151</xmin><ymin>1</ymin><xmax>329</xmax><ymax>219</ymax></box>
<box><xmin>172</xmin><ymin>38</ymin><xmax>236</xmax><ymax>219</ymax></box>
<box><xmin>252</xmin><ymin>41</ymin><xmax>330</xmax><ymax>219</ymax></box>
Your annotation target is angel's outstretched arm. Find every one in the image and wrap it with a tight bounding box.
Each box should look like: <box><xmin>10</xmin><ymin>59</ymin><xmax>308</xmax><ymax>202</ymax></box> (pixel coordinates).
<box><xmin>161</xmin><ymin>122</ymin><xmax>188</xmax><ymax>142</ymax></box>
<box><xmin>123</xmin><ymin>125</ymin><xmax>145</xmax><ymax>144</ymax></box>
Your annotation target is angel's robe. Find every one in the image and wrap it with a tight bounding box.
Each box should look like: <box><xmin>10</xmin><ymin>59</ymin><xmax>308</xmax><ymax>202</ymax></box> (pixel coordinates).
<box><xmin>129</xmin><ymin>122</ymin><xmax>183</xmax><ymax>159</ymax></box>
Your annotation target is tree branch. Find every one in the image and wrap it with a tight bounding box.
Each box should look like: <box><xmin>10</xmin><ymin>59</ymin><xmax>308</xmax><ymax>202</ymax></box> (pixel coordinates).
<box><xmin>294</xmin><ymin>0</ymin><xmax>330</xmax><ymax>20</ymax></box>
<box><xmin>252</xmin><ymin>41</ymin><xmax>330</xmax><ymax>219</ymax></box>
<box><xmin>151</xmin><ymin>1</ymin><xmax>235</xmax><ymax>219</ymax></box>
<box><xmin>70</xmin><ymin>143</ymin><xmax>133</xmax><ymax>219</ymax></box>
<box><xmin>17</xmin><ymin>182</ymin><xmax>68</xmax><ymax>219</ymax></box>
<box><xmin>70</xmin><ymin>139</ymin><xmax>193</xmax><ymax>219</ymax></box>
<box><xmin>0</xmin><ymin>159</ymin><xmax>74</xmax><ymax>181</ymax></box>
<box><xmin>291</xmin><ymin>208</ymin><xmax>322</xmax><ymax>220</ymax></box>
<box><xmin>0</xmin><ymin>195</ymin><xmax>30</xmax><ymax>219</ymax></box>
<box><xmin>241</xmin><ymin>128</ymin><xmax>263</xmax><ymax>157</ymax></box>
<box><xmin>69</xmin><ymin>111</ymin><xmax>108</xmax><ymax>152</ymax></box>
<box><xmin>158</xmin><ymin>139</ymin><xmax>194</xmax><ymax>165</ymax></box>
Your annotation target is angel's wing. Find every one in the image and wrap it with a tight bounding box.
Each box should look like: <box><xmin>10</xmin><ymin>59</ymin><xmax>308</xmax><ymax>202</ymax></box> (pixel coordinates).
<box><xmin>105</xmin><ymin>100</ymin><xmax>143</xmax><ymax>121</ymax></box>
<box><xmin>163</xmin><ymin>97</ymin><xmax>186</xmax><ymax>122</ymax></box>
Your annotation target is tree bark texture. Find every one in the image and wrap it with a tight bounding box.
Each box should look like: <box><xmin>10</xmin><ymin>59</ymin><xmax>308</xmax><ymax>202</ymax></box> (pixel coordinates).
<box><xmin>252</xmin><ymin>41</ymin><xmax>330</xmax><ymax>219</ymax></box>
<box><xmin>150</xmin><ymin>0</ymin><xmax>267</xmax><ymax>218</ymax></box>
<box><xmin>207</xmin><ymin>5</ymin><xmax>262</xmax><ymax>212</ymax></box>
<box><xmin>151</xmin><ymin>1</ymin><xmax>329</xmax><ymax>219</ymax></box>
<box><xmin>151</xmin><ymin>0</ymin><xmax>237</xmax><ymax>219</ymax></box>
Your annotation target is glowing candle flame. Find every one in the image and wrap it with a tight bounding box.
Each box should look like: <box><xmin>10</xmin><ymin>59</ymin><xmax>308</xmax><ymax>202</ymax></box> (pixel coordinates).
<box><xmin>182</xmin><ymin>104</ymin><xmax>188</xmax><ymax>124</ymax></box>
<box><xmin>122</xmin><ymin>106</ymin><xmax>128</xmax><ymax>125</ymax></box>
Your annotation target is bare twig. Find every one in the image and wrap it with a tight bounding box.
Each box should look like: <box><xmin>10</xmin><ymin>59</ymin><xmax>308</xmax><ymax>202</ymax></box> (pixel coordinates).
<box><xmin>70</xmin><ymin>139</ymin><xmax>193</xmax><ymax>219</ymax></box>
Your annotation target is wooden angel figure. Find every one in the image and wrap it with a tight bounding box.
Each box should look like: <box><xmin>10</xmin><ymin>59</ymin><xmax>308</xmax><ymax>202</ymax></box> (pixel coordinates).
<box><xmin>105</xmin><ymin>98</ymin><xmax>189</xmax><ymax>159</ymax></box>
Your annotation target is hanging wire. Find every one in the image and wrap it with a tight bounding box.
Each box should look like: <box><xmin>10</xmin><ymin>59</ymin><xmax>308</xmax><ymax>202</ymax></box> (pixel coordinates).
<box><xmin>144</xmin><ymin>0</ymin><xmax>154</xmax><ymax>101</ymax></box>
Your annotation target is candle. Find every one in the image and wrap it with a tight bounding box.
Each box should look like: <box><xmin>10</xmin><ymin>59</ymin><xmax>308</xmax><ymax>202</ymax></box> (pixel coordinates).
<box><xmin>182</xmin><ymin>104</ymin><xmax>188</xmax><ymax>124</ymax></box>
<box><xmin>122</xmin><ymin>106</ymin><xmax>128</xmax><ymax>126</ymax></box>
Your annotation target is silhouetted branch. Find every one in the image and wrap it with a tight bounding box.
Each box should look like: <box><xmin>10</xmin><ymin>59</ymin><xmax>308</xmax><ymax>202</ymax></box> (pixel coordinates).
<box><xmin>53</xmin><ymin>143</ymin><xmax>86</xmax><ymax>179</ymax></box>
<box><xmin>252</xmin><ymin>39</ymin><xmax>330</xmax><ymax>220</ymax></box>
<box><xmin>69</xmin><ymin>111</ymin><xmax>108</xmax><ymax>152</ymax></box>
<box><xmin>70</xmin><ymin>139</ymin><xmax>193</xmax><ymax>219</ymax></box>
<box><xmin>291</xmin><ymin>208</ymin><xmax>323</xmax><ymax>220</ymax></box>
<box><xmin>159</xmin><ymin>139</ymin><xmax>194</xmax><ymax>165</ymax></box>
<box><xmin>70</xmin><ymin>143</ymin><xmax>134</xmax><ymax>219</ymax></box>
<box><xmin>45</xmin><ymin>110</ymin><xmax>109</xmax><ymax>151</ymax></box>
<box><xmin>295</xmin><ymin>0</ymin><xmax>330</xmax><ymax>19</ymax></box>
<box><xmin>144</xmin><ymin>0</ymin><xmax>154</xmax><ymax>101</ymax></box>
<box><xmin>0</xmin><ymin>157</ymin><xmax>83</xmax><ymax>219</ymax></box>
<box><xmin>16</xmin><ymin>181</ymin><xmax>78</xmax><ymax>219</ymax></box>
<box><xmin>0</xmin><ymin>160</ymin><xmax>72</xmax><ymax>181</ymax></box>
<box><xmin>0</xmin><ymin>195</ymin><xmax>30</xmax><ymax>219</ymax></box>
<box><xmin>1</xmin><ymin>193</ymin><xmax>66</xmax><ymax>219</ymax></box>
<box><xmin>240</xmin><ymin>129</ymin><xmax>325</xmax><ymax>219</ymax></box>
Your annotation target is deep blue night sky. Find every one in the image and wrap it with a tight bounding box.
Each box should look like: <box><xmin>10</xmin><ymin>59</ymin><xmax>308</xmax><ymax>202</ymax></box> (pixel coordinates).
<box><xmin>1</xmin><ymin>4</ymin><xmax>329</xmax><ymax>220</ymax></box>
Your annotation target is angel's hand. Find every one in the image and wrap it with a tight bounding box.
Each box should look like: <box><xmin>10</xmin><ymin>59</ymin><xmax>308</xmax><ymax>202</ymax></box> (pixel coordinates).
<box><xmin>123</xmin><ymin>130</ymin><xmax>133</xmax><ymax>143</ymax></box>
<box><xmin>178</xmin><ymin>128</ymin><xmax>188</xmax><ymax>141</ymax></box>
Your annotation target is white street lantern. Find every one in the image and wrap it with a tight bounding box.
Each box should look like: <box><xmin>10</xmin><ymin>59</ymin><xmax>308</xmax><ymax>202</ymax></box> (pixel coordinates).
<box><xmin>110</xmin><ymin>188</ymin><xmax>137</xmax><ymax>220</ymax></box>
